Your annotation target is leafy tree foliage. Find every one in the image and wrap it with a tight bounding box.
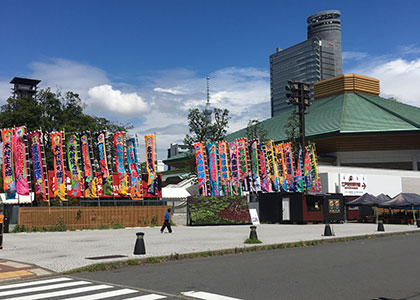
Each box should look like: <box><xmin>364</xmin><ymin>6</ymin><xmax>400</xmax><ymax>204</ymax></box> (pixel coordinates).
<box><xmin>245</xmin><ymin>119</ymin><xmax>268</xmax><ymax>143</ymax></box>
<box><xmin>183</xmin><ymin>107</ymin><xmax>230</xmax><ymax>174</ymax></box>
<box><xmin>0</xmin><ymin>88</ymin><xmax>131</xmax><ymax>134</ymax></box>
<box><xmin>184</xmin><ymin>108</ymin><xmax>230</xmax><ymax>146</ymax></box>
<box><xmin>0</xmin><ymin>88</ymin><xmax>132</xmax><ymax>170</ymax></box>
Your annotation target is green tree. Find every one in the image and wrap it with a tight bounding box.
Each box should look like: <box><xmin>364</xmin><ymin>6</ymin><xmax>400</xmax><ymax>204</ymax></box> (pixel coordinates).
<box><xmin>0</xmin><ymin>88</ymin><xmax>132</xmax><ymax>170</ymax></box>
<box><xmin>183</xmin><ymin>107</ymin><xmax>230</xmax><ymax>173</ymax></box>
<box><xmin>184</xmin><ymin>108</ymin><xmax>230</xmax><ymax>146</ymax></box>
<box><xmin>245</xmin><ymin>119</ymin><xmax>268</xmax><ymax>143</ymax></box>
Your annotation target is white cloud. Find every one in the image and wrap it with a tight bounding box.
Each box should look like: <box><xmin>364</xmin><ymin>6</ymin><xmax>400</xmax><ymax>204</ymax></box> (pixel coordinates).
<box><xmin>350</xmin><ymin>58</ymin><xmax>420</xmax><ymax>106</ymax></box>
<box><xmin>88</xmin><ymin>84</ymin><xmax>149</xmax><ymax>116</ymax></box>
<box><xmin>30</xmin><ymin>58</ymin><xmax>109</xmax><ymax>98</ymax></box>
<box><xmin>153</xmin><ymin>87</ymin><xmax>185</xmax><ymax>95</ymax></box>
<box><xmin>342</xmin><ymin>51</ymin><xmax>368</xmax><ymax>61</ymax></box>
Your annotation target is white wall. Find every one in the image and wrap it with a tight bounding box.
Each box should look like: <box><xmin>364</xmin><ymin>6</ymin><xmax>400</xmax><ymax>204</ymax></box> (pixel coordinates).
<box><xmin>319</xmin><ymin>165</ymin><xmax>420</xmax><ymax>197</ymax></box>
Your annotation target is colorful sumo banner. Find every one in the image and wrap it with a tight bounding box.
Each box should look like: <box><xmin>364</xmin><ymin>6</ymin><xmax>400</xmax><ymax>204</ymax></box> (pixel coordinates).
<box><xmin>258</xmin><ymin>143</ymin><xmax>270</xmax><ymax>192</ymax></box>
<box><xmin>207</xmin><ymin>142</ymin><xmax>220</xmax><ymax>196</ymax></box>
<box><xmin>114</xmin><ymin>133</ymin><xmax>128</xmax><ymax>196</ymax></box>
<box><xmin>228</xmin><ymin>142</ymin><xmax>241</xmax><ymax>195</ymax></box>
<box><xmin>28</xmin><ymin>131</ymin><xmax>47</xmax><ymax>201</ymax></box>
<box><xmin>95</xmin><ymin>131</ymin><xmax>113</xmax><ymax>196</ymax></box>
<box><xmin>265</xmin><ymin>141</ymin><xmax>280</xmax><ymax>192</ymax></box>
<box><xmin>237</xmin><ymin>138</ymin><xmax>250</xmax><ymax>191</ymax></box>
<box><xmin>50</xmin><ymin>131</ymin><xmax>66</xmax><ymax>200</ymax></box>
<box><xmin>126</xmin><ymin>138</ymin><xmax>142</xmax><ymax>200</ymax></box>
<box><xmin>193</xmin><ymin>142</ymin><xmax>208</xmax><ymax>196</ymax></box>
<box><xmin>66</xmin><ymin>133</ymin><xmax>82</xmax><ymax>197</ymax></box>
<box><xmin>14</xmin><ymin>126</ymin><xmax>29</xmax><ymax>196</ymax></box>
<box><xmin>144</xmin><ymin>135</ymin><xmax>157</xmax><ymax>195</ymax></box>
<box><xmin>1</xmin><ymin>129</ymin><xmax>16</xmax><ymax>200</ymax></box>
<box><xmin>249</xmin><ymin>139</ymin><xmax>261</xmax><ymax>192</ymax></box>
<box><xmin>79</xmin><ymin>132</ymin><xmax>97</xmax><ymax>198</ymax></box>
<box><xmin>218</xmin><ymin>141</ymin><xmax>230</xmax><ymax>196</ymax></box>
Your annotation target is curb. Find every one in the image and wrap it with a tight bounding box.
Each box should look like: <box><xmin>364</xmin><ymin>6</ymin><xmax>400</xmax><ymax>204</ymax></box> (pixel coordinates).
<box><xmin>64</xmin><ymin>229</ymin><xmax>420</xmax><ymax>274</ymax></box>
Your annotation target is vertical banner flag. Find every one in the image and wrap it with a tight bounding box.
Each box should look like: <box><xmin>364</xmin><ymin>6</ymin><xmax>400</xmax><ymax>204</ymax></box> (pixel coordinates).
<box><xmin>294</xmin><ymin>148</ymin><xmax>304</xmax><ymax>192</ymax></box>
<box><xmin>28</xmin><ymin>131</ymin><xmax>47</xmax><ymax>201</ymax></box>
<box><xmin>259</xmin><ymin>143</ymin><xmax>270</xmax><ymax>192</ymax></box>
<box><xmin>144</xmin><ymin>135</ymin><xmax>157</xmax><ymax>195</ymax></box>
<box><xmin>310</xmin><ymin>144</ymin><xmax>321</xmax><ymax>193</ymax></box>
<box><xmin>275</xmin><ymin>143</ymin><xmax>288</xmax><ymax>192</ymax></box>
<box><xmin>284</xmin><ymin>143</ymin><xmax>295</xmax><ymax>192</ymax></box>
<box><xmin>237</xmin><ymin>138</ymin><xmax>250</xmax><ymax>192</ymax></box>
<box><xmin>249</xmin><ymin>139</ymin><xmax>261</xmax><ymax>192</ymax></box>
<box><xmin>264</xmin><ymin>141</ymin><xmax>279</xmax><ymax>192</ymax></box>
<box><xmin>50</xmin><ymin>131</ymin><xmax>66</xmax><ymax>200</ymax></box>
<box><xmin>14</xmin><ymin>126</ymin><xmax>29</xmax><ymax>196</ymax></box>
<box><xmin>114</xmin><ymin>133</ymin><xmax>128</xmax><ymax>196</ymax></box>
<box><xmin>207</xmin><ymin>143</ymin><xmax>220</xmax><ymax>196</ymax></box>
<box><xmin>79</xmin><ymin>132</ymin><xmax>97</xmax><ymax>198</ymax></box>
<box><xmin>218</xmin><ymin>141</ymin><xmax>230</xmax><ymax>196</ymax></box>
<box><xmin>95</xmin><ymin>131</ymin><xmax>113</xmax><ymax>195</ymax></box>
<box><xmin>66</xmin><ymin>133</ymin><xmax>82</xmax><ymax>197</ymax></box>
<box><xmin>126</xmin><ymin>138</ymin><xmax>142</xmax><ymax>200</ymax></box>
<box><xmin>194</xmin><ymin>142</ymin><xmax>208</xmax><ymax>196</ymax></box>
<box><xmin>229</xmin><ymin>142</ymin><xmax>241</xmax><ymax>196</ymax></box>
<box><xmin>304</xmin><ymin>146</ymin><xmax>313</xmax><ymax>189</ymax></box>
<box><xmin>1</xmin><ymin>129</ymin><xmax>16</xmax><ymax>200</ymax></box>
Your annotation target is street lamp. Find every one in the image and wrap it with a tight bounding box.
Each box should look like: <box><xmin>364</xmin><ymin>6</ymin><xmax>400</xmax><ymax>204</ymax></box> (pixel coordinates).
<box><xmin>285</xmin><ymin>80</ymin><xmax>311</xmax><ymax>148</ymax></box>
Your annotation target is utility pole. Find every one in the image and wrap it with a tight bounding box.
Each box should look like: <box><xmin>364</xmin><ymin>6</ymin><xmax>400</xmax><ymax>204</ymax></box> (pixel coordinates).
<box><xmin>285</xmin><ymin>80</ymin><xmax>311</xmax><ymax>148</ymax></box>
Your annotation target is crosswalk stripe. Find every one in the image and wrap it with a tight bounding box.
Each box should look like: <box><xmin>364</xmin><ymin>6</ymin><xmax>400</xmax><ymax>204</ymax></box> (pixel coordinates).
<box><xmin>61</xmin><ymin>288</ymin><xmax>138</xmax><ymax>300</ymax></box>
<box><xmin>181</xmin><ymin>291</ymin><xmax>243</xmax><ymax>300</ymax></box>
<box><xmin>0</xmin><ymin>277</ymin><xmax>71</xmax><ymax>290</ymax></box>
<box><xmin>7</xmin><ymin>284</ymin><xmax>112</xmax><ymax>300</ymax></box>
<box><xmin>123</xmin><ymin>294</ymin><xmax>167</xmax><ymax>300</ymax></box>
<box><xmin>1</xmin><ymin>280</ymin><xmax>91</xmax><ymax>296</ymax></box>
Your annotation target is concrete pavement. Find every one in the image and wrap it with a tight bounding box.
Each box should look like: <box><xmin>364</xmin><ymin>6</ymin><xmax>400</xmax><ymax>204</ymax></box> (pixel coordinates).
<box><xmin>0</xmin><ymin>223</ymin><xmax>419</xmax><ymax>281</ymax></box>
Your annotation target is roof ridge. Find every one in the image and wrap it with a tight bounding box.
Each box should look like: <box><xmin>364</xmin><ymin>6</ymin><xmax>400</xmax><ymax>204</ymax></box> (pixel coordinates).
<box><xmin>355</xmin><ymin>93</ymin><xmax>420</xmax><ymax>129</ymax></box>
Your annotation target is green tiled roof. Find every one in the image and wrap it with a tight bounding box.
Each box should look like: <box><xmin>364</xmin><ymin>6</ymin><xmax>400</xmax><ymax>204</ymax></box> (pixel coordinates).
<box><xmin>226</xmin><ymin>93</ymin><xmax>420</xmax><ymax>143</ymax></box>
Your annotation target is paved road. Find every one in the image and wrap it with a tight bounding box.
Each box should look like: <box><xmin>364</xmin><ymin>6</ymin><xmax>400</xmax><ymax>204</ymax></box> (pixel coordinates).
<box><xmin>70</xmin><ymin>233</ymin><xmax>420</xmax><ymax>300</ymax></box>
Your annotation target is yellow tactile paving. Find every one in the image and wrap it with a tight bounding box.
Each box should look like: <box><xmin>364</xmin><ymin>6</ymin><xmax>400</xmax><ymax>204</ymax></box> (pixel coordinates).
<box><xmin>0</xmin><ymin>270</ymin><xmax>33</xmax><ymax>279</ymax></box>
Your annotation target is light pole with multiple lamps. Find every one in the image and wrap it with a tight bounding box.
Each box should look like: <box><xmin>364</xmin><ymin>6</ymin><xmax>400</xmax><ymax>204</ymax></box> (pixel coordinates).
<box><xmin>285</xmin><ymin>80</ymin><xmax>311</xmax><ymax>148</ymax></box>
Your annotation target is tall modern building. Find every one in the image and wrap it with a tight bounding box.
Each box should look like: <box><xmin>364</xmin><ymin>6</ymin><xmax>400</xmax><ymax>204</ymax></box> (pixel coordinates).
<box><xmin>270</xmin><ymin>10</ymin><xmax>342</xmax><ymax>116</ymax></box>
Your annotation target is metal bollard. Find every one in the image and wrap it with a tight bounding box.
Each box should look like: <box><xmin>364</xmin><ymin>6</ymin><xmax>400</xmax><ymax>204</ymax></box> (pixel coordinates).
<box><xmin>377</xmin><ymin>220</ymin><xmax>385</xmax><ymax>232</ymax></box>
<box><xmin>323</xmin><ymin>222</ymin><xmax>333</xmax><ymax>236</ymax></box>
<box><xmin>133</xmin><ymin>232</ymin><xmax>146</xmax><ymax>255</ymax></box>
<box><xmin>249</xmin><ymin>225</ymin><xmax>258</xmax><ymax>240</ymax></box>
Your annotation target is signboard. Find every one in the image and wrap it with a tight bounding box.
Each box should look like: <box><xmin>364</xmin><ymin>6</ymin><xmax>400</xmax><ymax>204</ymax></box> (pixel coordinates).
<box><xmin>338</xmin><ymin>173</ymin><xmax>367</xmax><ymax>196</ymax></box>
<box><xmin>249</xmin><ymin>208</ymin><xmax>260</xmax><ymax>225</ymax></box>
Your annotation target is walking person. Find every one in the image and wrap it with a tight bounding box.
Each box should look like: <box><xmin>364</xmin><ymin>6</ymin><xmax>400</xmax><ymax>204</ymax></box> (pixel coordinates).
<box><xmin>161</xmin><ymin>208</ymin><xmax>172</xmax><ymax>233</ymax></box>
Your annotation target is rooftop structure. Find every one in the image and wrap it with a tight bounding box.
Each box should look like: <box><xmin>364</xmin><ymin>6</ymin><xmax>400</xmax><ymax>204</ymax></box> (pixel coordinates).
<box><xmin>10</xmin><ymin>77</ymin><xmax>41</xmax><ymax>99</ymax></box>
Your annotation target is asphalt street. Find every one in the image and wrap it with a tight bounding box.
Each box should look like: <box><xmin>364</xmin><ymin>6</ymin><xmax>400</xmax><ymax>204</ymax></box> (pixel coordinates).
<box><xmin>72</xmin><ymin>233</ymin><xmax>420</xmax><ymax>300</ymax></box>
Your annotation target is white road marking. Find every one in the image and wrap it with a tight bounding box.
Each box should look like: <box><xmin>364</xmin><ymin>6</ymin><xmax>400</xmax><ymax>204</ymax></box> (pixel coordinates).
<box><xmin>123</xmin><ymin>294</ymin><xmax>167</xmax><ymax>300</ymax></box>
<box><xmin>1</xmin><ymin>280</ymin><xmax>91</xmax><ymax>296</ymax></box>
<box><xmin>61</xmin><ymin>288</ymin><xmax>138</xmax><ymax>299</ymax></box>
<box><xmin>181</xmin><ymin>291</ymin><xmax>243</xmax><ymax>300</ymax></box>
<box><xmin>7</xmin><ymin>284</ymin><xmax>112</xmax><ymax>300</ymax></box>
<box><xmin>0</xmin><ymin>277</ymin><xmax>71</xmax><ymax>290</ymax></box>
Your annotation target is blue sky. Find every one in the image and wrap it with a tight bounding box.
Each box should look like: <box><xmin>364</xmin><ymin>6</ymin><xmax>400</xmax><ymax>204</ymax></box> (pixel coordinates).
<box><xmin>1</xmin><ymin>0</ymin><xmax>420</xmax><ymax>159</ymax></box>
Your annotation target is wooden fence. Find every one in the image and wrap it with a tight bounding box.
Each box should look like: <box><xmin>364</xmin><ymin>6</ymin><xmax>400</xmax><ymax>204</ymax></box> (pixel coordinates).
<box><xmin>18</xmin><ymin>206</ymin><xmax>170</xmax><ymax>229</ymax></box>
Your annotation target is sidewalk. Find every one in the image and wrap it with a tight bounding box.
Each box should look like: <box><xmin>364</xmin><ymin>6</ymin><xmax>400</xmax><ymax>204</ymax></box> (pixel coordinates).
<box><xmin>1</xmin><ymin>223</ymin><xmax>419</xmax><ymax>282</ymax></box>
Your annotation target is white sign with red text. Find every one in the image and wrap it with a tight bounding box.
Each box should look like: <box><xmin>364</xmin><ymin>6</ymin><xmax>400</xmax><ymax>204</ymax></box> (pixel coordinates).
<box><xmin>338</xmin><ymin>173</ymin><xmax>367</xmax><ymax>196</ymax></box>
